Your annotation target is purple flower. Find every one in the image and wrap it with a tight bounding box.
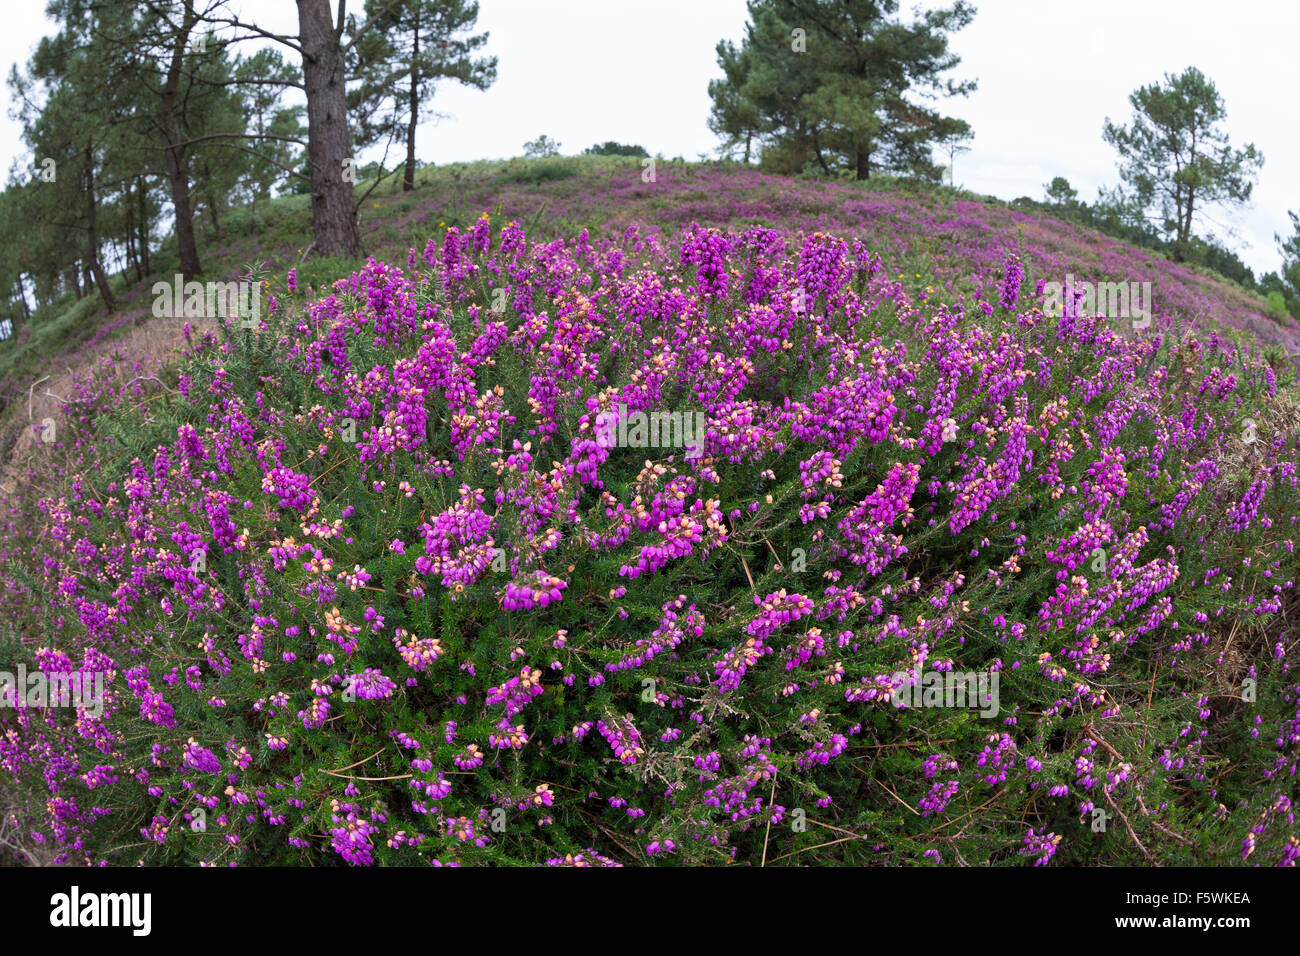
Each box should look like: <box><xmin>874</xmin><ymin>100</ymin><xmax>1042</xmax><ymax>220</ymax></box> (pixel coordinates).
<box><xmin>345</xmin><ymin>668</ymin><xmax>397</xmax><ymax>701</ymax></box>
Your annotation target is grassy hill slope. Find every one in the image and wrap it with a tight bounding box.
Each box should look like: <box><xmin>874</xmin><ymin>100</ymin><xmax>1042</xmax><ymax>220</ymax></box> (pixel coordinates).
<box><xmin>0</xmin><ymin>158</ymin><xmax>1296</xmax><ymax>867</ymax></box>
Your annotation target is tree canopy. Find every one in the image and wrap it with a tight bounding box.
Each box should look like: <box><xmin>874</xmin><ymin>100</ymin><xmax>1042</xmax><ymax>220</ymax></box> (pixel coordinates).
<box><xmin>347</xmin><ymin>0</ymin><xmax>496</xmax><ymax>192</ymax></box>
<box><xmin>1102</xmin><ymin>66</ymin><xmax>1263</xmax><ymax>263</ymax></box>
<box><xmin>708</xmin><ymin>0</ymin><xmax>976</xmax><ymax>180</ymax></box>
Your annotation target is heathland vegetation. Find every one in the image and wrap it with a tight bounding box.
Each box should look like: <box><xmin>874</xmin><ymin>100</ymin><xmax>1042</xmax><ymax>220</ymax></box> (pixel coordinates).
<box><xmin>0</xmin><ymin>1</ymin><xmax>1296</xmax><ymax>868</ymax></box>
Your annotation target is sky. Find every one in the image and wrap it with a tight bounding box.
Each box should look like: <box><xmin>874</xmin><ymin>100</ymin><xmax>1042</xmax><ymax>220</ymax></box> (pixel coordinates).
<box><xmin>2</xmin><ymin>0</ymin><xmax>1295</xmax><ymax>277</ymax></box>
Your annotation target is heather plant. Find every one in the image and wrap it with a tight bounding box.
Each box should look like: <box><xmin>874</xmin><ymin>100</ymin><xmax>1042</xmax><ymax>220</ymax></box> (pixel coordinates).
<box><xmin>365</xmin><ymin>163</ymin><xmax>1300</xmax><ymax>356</ymax></box>
<box><xmin>2</xmin><ymin>214</ymin><xmax>1298</xmax><ymax>867</ymax></box>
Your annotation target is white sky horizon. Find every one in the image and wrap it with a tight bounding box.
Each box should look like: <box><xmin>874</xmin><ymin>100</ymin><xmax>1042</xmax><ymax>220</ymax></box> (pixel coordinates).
<box><xmin>2</xmin><ymin>0</ymin><xmax>1295</xmax><ymax>278</ymax></box>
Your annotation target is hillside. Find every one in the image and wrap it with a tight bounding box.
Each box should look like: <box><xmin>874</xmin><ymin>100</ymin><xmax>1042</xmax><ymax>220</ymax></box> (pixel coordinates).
<box><xmin>0</xmin><ymin>158</ymin><xmax>1296</xmax><ymax>867</ymax></box>
<box><xmin>4</xmin><ymin>158</ymin><xmax>1297</xmax><ymax>403</ymax></box>
<box><xmin>4</xmin><ymin>159</ymin><xmax>1296</xmax><ymax>488</ymax></box>
<box><xmin>5</xmin><ymin>160</ymin><xmax>1296</xmax><ymax>502</ymax></box>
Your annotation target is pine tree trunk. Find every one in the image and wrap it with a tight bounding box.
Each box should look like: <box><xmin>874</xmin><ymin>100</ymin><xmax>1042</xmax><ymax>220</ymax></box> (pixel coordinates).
<box><xmin>1177</xmin><ymin>194</ymin><xmax>1195</xmax><ymax>264</ymax></box>
<box><xmin>298</xmin><ymin>0</ymin><xmax>363</xmax><ymax>257</ymax></box>
<box><xmin>125</xmin><ymin>185</ymin><xmax>142</xmax><ymax>283</ymax></box>
<box><xmin>84</xmin><ymin>146</ymin><xmax>116</xmax><ymax>311</ymax></box>
<box><xmin>856</xmin><ymin>147</ymin><xmax>870</xmax><ymax>181</ymax></box>
<box><xmin>15</xmin><ymin>278</ymin><xmax>30</xmax><ymax>321</ymax></box>
<box><xmin>812</xmin><ymin>129</ymin><xmax>832</xmax><ymax>176</ymax></box>
<box><xmin>404</xmin><ymin>19</ymin><xmax>419</xmax><ymax>192</ymax></box>
<box><xmin>138</xmin><ymin>175</ymin><xmax>151</xmax><ymax>276</ymax></box>
<box><xmin>161</xmin><ymin>9</ymin><xmax>201</xmax><ymax>280</ymax></box>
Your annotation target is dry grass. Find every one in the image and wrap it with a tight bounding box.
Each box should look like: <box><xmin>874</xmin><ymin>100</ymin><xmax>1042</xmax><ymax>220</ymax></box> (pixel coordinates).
<box><xmin>1213</xmin><ymin>386</ymin><xmax>1300</xmax><ymax>494</ymax></box>
<box><xmin>0</xmin><ymin>313</ymin><xmax>214</xmax><ymax>497</ymax></box>
<box><xmin>0</xmin><ymin>787</ymin><xmax>61</xmax><ymax>867</ymax></box>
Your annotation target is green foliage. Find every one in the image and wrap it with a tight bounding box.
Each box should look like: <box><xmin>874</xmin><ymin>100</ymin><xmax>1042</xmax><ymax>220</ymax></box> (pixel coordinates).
<box><xmin>1258</xmin><ymin>270</ymin><xmax>1299</xmax><ymax>320</ymax></box>
<box><xmin>522</xmin><ymin>135</ymin><xmax>563</xmax><ymax>159</ymax></box>
<box><xmin>498</xmin><ymin>157</ymin><xmax>579</xmax><ymax>184</ymax></box>
<box><xmin>1044</xmin><ymin>176</ymin><xmax>1078</xmax><ymax>208</ymax></box>
<box><xmin>1276</xmin><ymin>210</ymin><xmax>1300</xmax><ymax>302</ymax></box>
<box><xmin>1102</xmin><ymin>66</ymin><xmax>1263</xmax><ymax>263</ymax></box>
<box><xmin>708</xmin><ymin>0</ymin><xmax>976</xmax><ymax>180</ymax></box>
<box><xmin>1264</xmin><ymin>290</ymin><xmax>1288</xmax><ymax>319</ymax></box>
<box><xmin>230</xmin><ymin>48</ymin><xmax>307</xmax><ymax>204</ymax></box>
<box><xmin>347</xmin><ymin>0</ymin><xmax>496</xmax><ymax>189</ymax></box>
<box><xmin>584</xmin><ymin>141</ymin><xmax>650</xmax><ymax>157</ymax></box>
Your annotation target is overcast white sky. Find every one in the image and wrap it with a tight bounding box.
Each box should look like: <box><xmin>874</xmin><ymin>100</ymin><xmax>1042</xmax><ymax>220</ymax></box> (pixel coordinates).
<box><xmin>3</xmin><ymin>0</ymin><xmax>1295</xmax><ymax>276</ymax></box>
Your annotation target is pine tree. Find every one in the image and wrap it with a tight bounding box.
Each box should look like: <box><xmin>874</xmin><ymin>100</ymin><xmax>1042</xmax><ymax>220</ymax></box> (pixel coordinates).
<box><xmin>1277</xmin><ymin>211</ymin><xmax>1300</xmax><ymax>307</ymax></box>
<box><xmin>198</xmin><ymin>0</ymin><xmax>399</xmax><ymax>257</ymax></box>
<box><xmin>1103</xmin><ymin>67</ymin><xmax>1263</xmax><ymax>264</ymax></box>
<box><xmin>348</xmin><ymin>0</ymin><xmax>496</xmax><ymax>192</ymax></box>
<box><xmin>707</xmin><ymin>0</ymin><xmax>976</xmax><ymax>180</ymax></box>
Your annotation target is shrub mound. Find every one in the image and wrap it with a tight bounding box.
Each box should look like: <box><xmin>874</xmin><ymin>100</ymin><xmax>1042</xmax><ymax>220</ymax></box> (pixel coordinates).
<box><xmin>3</xmin><ymin>216</ymin><xmax>1299</xmax><ymax>866</ymax></box>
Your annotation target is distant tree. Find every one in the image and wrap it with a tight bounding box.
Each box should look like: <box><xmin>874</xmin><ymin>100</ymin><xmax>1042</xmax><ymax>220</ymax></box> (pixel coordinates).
<box><xmin>1262</xmin><ymin>290</ymin><xmax>1288</xmax><ymax>319</ymax></box>
<box><xmin>583</xmin><ymin>141</ymin><xmax>649</xmax><ymax>157</ymax></box>
<box><xmin>522</xmin><ymin>135</ymin><xmax>561</xmax><ymax>158</ymax></box>
<box><xmin>21</xmin><ymin>1</ymin><xmax>307</xmax><ymax>282</ymax></box>
<box><xmin>1103</xmin><ymin>67</ymin><xmax>1262</xmax><ymax>263</ymax></box>
<box><xmin>1259</xmin><ymin>271</ymin><xmax>1285</xmax><ymax>293</ymax></box>
<box><xmin>1182</xmin><ymin>236</ymin><xmax>1255</xmax><ymax>288</ymax></box>
<box><xmin>940</xmin><ymin>138</ymin><xmax>969</xmax><ymax>187</ymax></box>
<box><xmin>152</xmin><ymin>1</ymin><xmax>207</xmax><ymax>279</ymax></box>
<box><xmin>707</xmin><ymin>0</ymin><xmax>976</xmax><ymax>180</ymax></box>
<box><xmin>0</xmin><ymin>184</ymin><xmax>37</xmax><ymax>323</ymax></box>
<box><xmin>707</xmin><ymin>38</ymin><xmax>760</xmax><ymax>163</ymax></box>
<box><xmin>1089</xmin><ymin>185</ymin><xmax>1161</xmax><ymax>243</ymax></box>
<box><xmin>1044</xmin><ymin>176</ymin><xmax>1078</xmax><ymax>207</ymax></box>
<box><xmin>232</xmin><ymin>48</ymin><xmax>307</xmax><ymax>220</ymax></box>
<box><xmin>1276</xmin><ymin>210</ymin><xmax>1300</xmax><ymax>300</ymax></box>
<box><xmin>1257</xmin><ymin>270</ymin><xmax>1297</xmax><ymax>319</ymax></box>
<box><xmin>182</xmin><ymin>43</ymin><xmax>269</xmax><ymax>241</ymax></box>
<box><xmin>10</xmin><ymin>11</ymin><xmax>123</xmax><ymax>308</ymax></box>
<box><xmin>348</xmin><ymin>0</ymin><xmax>496</xmax><ymax>192</ymax></box>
